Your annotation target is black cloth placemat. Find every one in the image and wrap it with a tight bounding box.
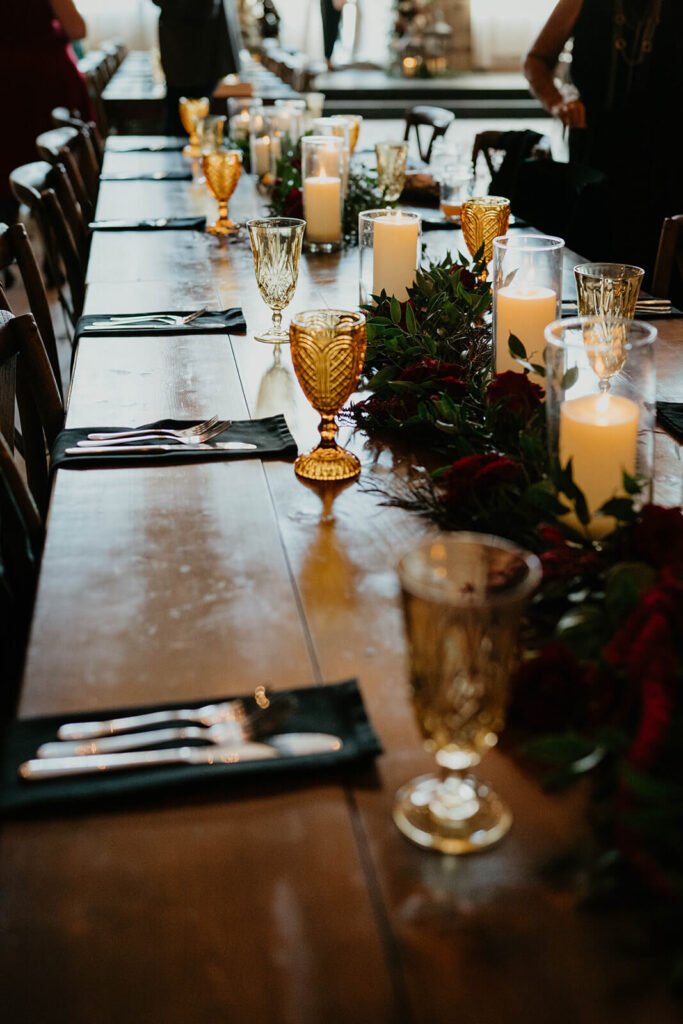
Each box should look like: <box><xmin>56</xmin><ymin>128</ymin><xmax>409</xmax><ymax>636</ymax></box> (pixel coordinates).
<box><xmin>75</xmin><ymin>307</ymin><xmax>246</xmax><ymax>338</ymax></box>
<box><xmin>90</xmin><ymin>216</ymin><xmax>206</xmax><ymax>231</ymax></box>
<box><xmin>50</xmin><ymin>415</ymin><xmax>297</xmax><ymax>470</ymax></box>
<box><xmin>0</xmin><ymin>680</ymin><xmax>381</xmax><ymax>815</ymax></box>
<box><xmin>105</xmin><ymin>138</ymin><xmax>185</xmax><ymax>153</ymax></box>
<box><xmin>657</xmin><ymin>402</ymin><xmax>683</xmax><ymax>443</ymax></box>
<box><xmin>100</xmin><ymin>170</ymin><xmax>193</xmax><ymax>181</ymax></box>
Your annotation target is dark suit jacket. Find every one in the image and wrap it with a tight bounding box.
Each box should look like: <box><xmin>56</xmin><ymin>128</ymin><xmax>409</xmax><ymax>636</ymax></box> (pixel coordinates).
<box><xmin>152</xmin><ymin>0</ymin><xmax>236</xmax><ymax>87</ymax></box>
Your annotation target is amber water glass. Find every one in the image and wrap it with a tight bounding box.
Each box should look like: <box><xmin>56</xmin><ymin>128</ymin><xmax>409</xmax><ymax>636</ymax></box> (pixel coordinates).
<box><xmin>202</xmin><ymin>150</ymin><xmax>242</xmax><ymax>235</ymax></box>
<box><xmin>247</xmin><ymin>218</ymin><xmax>305</xmax><ymax>343</ymax></box>
<box><xmin>460</xmin><ymin>196</ymin><xmax>510</xmax><ymax>278</ymax></box>
<box><xmin>289</xmin><ymin>310</ymin><xmax>367</xmax><ymax>481</ymax></box>
<box><xmin>396</xmin><ymin>533</ymin><xmax>541</xmax><ymax>853</ymax></box>
<box><xmin>179</xmin><ymin>96</ymin><xmax>210</xmax><ymax>158</ymax></box>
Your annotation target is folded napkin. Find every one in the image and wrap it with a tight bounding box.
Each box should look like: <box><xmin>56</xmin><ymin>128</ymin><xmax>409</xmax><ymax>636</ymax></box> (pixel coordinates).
<box><xmin>0</xmin><ymin>679</ymin><xmax>381</xmax><ymax>815</ymax></box>
<box><xmin>51</xmin><ymin>415</ymin><xmax>297</xmax><ymax>470</ymax></box>
<box><xmin>105</xmin><ymin>137</ymin><xmax>185</xmax><ymax>153</ymax></box>
<box><xmin>90</xmin><ymin>216</ymin><xmax>206</xmax><ymax>231</ymax></box>
<box><xmin>100</xmin><ymin>170</ymin><xmax>193</xmax><ymax>181</ymax></box>
<box><xmin>75</xmin><ymin>307</ymin><xmax>246</xmax><ymax>338</ymax></box>
<box><xmin>657</xmin><ymin>402</ymin><xmax>683</xmax><ymax>443</ymax></box>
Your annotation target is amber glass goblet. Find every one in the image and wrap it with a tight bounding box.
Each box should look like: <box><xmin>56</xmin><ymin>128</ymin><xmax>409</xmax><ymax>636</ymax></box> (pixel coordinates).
<box><xmin>460</xmin><ymin>196</ymin><xmax>510</xmax><ymax>279</ymax></box>
<box><xmin>247</xmin><ymin>217</ymin><xmax>305</xmax><ymax>343</ymax></box>
<box><xmin>290</xmin><ymin>309</ymin><xmax>367</xmax><ymax>481</ymax></box>
<box><xmin>396</xmin><ymin>533</ymin><xmax>541</xmax><ymax>854</ymax></box>
<box><xmin>179</xmin><ymin>96</ymin><xmax>210</xmax><ymax>158</ymax></box>
<box><xmin>202</xmin><ymin>150</ymin><xmax>242</xmax><ymax>235</ymax></box>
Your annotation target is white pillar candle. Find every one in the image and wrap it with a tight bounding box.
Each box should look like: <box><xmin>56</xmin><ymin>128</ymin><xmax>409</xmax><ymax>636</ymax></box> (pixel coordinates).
<box><xmin>303</xmin><ymin>169</ymin><xmax>341</xmax><ymax>243</ymax></box>
<box><xmin>559</xmin><ymin>392</ymin><xmax>639</xmax><ymax>537</ymax></box>
<box><xmin>270</xmin><ymin>134</ymin><xmax>282</xmax><ymax>163</ymax></box>
<box><xmin>230</xmin><ymin>111</ymin><xmax>251</xmax><ymax>140</ymax></box>
<box><xmin>495</xmin><ymin>285</ymin><xmax>556</xmax><ymax>384</ymax></box>
<box><xmin>372</xmin><ymin>213</ymin><xmax>419</xmax><ymax>301</ymax></box>
<box><xmin>251</xmin><ymin>135</ymin><xmax>271</xmax><ymax>176</ymax></box>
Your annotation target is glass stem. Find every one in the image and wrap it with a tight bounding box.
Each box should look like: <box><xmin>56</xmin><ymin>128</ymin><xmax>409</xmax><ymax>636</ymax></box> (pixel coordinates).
<box><xmin>317</xmin><ymin>414</ymin><xmax>338</xmax><ymax>450</ymax></box>
<box><xmin>271</xmin><ymin>309</ymin><xmax>283</xmax><ymax>333</ymax></box>
<box><xmin>218</xmin><ymin>200</ymin><xmax>228</xmax><ymax>225</ymax></box>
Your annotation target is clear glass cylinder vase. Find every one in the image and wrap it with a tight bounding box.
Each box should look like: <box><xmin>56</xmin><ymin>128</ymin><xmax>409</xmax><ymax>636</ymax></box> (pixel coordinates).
<box><xmin>544</xmin><ymin>316</ymin><xmax>657</xmax><ymax>538</ymax></box>
<box><xmin>358</xmin><ymin>209</ymin><xmax>421</xmax><ymax>305</ymax></box>
<box><xmin>301</xmin><ymin>135</ymin><xmax>344</xmax><ymax>253</ymax></box>
<box><xmin>492</xmin><ymin>234</ymin><xmax>564</xmax><ymax>384</ymax></box>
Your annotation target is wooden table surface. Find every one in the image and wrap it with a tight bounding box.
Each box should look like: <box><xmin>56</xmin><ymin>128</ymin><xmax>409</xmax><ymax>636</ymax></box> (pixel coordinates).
<box><xmin>1</xmin><ymin>140</ymin><xmax>681</xmax><ymax>1024</ymax></box>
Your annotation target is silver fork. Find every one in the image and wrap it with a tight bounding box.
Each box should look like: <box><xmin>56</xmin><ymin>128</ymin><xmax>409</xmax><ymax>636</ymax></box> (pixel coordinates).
<box><xmin>56</xmin><ymin>698</ymin><xmax>247</xmax><ymax>740</ymax></box>
<box><xmin>85</xmin><ymin>416</ymin><xmax>230</xmax><ymax>444</ymax></box>
<box><xmin>103</xmin><ymin>307</ymin><xmax>209</xmax><ymax>326</ymax></box>
<box><xmin>77</xmin><ymin>419</ymin><xmax>232</xmax><ymax>448</ymax></box>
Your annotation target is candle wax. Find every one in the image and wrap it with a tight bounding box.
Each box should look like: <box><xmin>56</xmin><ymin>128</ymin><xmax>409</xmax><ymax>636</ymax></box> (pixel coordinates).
<box><xmin>303</xmin><ymin>171</ymin><xmax>341</xmax><ymax>243</ymax></box>
<box><xmin>495</xmin><ymin>284</ymin><xmax>556</xmax><ymax>384</ymax></box>
<box><xmin>372</xmin><ymin>214</ymin><xmax>419</xmax><ymax>301</ymax></box>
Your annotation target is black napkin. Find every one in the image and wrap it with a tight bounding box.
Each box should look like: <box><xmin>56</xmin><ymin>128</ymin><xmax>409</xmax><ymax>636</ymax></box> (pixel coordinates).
<box><xmin>105</xmin><ymin>137</ymin><xmax>185</xmax><ymax>153</ymax></box>
<box><xmin>50</xmin><ymin>415</ymin><xmax>297</xmax><ymax>470</ymax></box>
<box><xmin>0</xmin><ymin>679</ymin><xmax>381</xmax><ymax>815</ymax></box>
<box><xmin>90</xmin><ymin>216</ymin><xmax>207</xmax><ymax>231</ymax></box>
<box><xmin>657</xmin><ymin>402</ymin><xmax>683</xmax><ymax>443</ymax></box>
<box><xmin>100</xmin><ymin>170</ymin><xmax>193</xmax><ymax>181</ymax></box>
<box><xmin>75</xmin><ymin>307</ymin><xmax>246</xmax><ymax>338</ymax></box>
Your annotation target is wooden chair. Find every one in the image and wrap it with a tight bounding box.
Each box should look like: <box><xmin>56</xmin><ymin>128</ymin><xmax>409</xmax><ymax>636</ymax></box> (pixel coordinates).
<box><xmin>36</xmin><ymin>126</ymin><xmax>95</xmax><ymax>222</ymax></box>
<box><xmin>0</xmin><ymin>311</ymin><xmax>64</xmax><ymax>516</ymax></box>
<box><xmin>403</xmin><ymin>105</ymin><xmax>455</xmax><ymax>163</ymax></box>
<box><xmin>9</xmin><ymin>161</ymin><xmax>87</xmax><ymax>323</ymax></box>
<box><xmin>0</xmin><ymin>222</ymin><xmax>64</xmax><ymax>398</ymax></box>
<box><xmin>652</xmin><ymin>214</ymin><xmax>683</xmax><ymax>307</ymax></box>
<box><xmin>78</xmin><ymin>51</ymin><xmax>111</xmax><ymax>136</ymax></box>
<box><xmin>51</xmin><ymin>105</ymin><xmax>104</xmax><ymax>175</ymax></box>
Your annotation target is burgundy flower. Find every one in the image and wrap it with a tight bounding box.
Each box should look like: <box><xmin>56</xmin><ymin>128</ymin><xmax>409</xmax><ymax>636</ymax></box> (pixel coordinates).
<box><xmin>537</xmin><ymin>523</ymin><xmax>601</xmax><ymax>583</ymax></box>
<box><xmin>357</xmin><ymin>394</ymin><xmax>418</xmax><ymax>423</ymax></box>
<box><xmin>443</xmin><ymin>452</ymin><xmax>522</xmax><ymax>510</ymax></box>
<box><xmin>509</xmin><ymin>641</ymin><xmax>587</xmax><ymax>731</ymax></box>
<box><xmin>281</xmin><ymin>187</ymin><xmax>303</xmax><ymax>218</ymax></box>
<box><xmin>629</xmin><ymin>504</ymin><xmax>683</xmax><ymax>570</ymax></box>
<box><xmin>486</xmin><ymin>371</ymin><xmax>544</xmax><ymax>419</ymax></box>
<box><xmin>449</xmin><ymin>264</ymin><xmax>478</xmax><ymax>292</ymax></box>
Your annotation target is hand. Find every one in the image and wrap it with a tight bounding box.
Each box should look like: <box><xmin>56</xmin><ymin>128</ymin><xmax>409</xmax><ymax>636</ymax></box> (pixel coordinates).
<box><xmin>551</xmin><ymin>98</ymin><xmax>587</xmax><ymax>129</ymax></box>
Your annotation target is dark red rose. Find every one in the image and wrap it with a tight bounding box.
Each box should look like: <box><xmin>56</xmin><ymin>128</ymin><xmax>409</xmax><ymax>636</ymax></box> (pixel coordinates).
<box><xmin>357</xmin><ymin>393</ymin><xmax>418</xmax><ymax>423</ymax></box>
<box><xmin>509</xmin><ymin>642</ymin><xmax>587</xmax><ymax>731</ymax></box>
<box><xmin>281</xmin><ymin>187</ymin><xmax>303</xmax><ymax>218</ymax></box>
<box><xmin>629</xmin><ymin>504</ymin><xmax>683</xmax><ymax>570</ymax></box>
<box><xmin>449</xmin><ymin>264</ymin><xmax>478</xmax><ymax>292</ymax></box>
<box><xmin>435</xmin><ymin>375</ymin><xmax>467</xmax><ymax>401</ymax></box>
<box><xmin>537</xmin><ymin>523</ymin><xmax>602</xmax><ymax>583</ymax></box>
<box><xmin>443</xmin><ymin>453</ymin><xmax>522</xmax><ymax>510</ymax></box>
<box><xmin>487</xmin><ymin>371</ymin><xmax>544</xmax><ymax>419</ymax></box>
<box><xmin>397</xmin><ymin>357</ymin><xmax>441</xmax><ymax>383</ymax></box>
<box><xmin>626</xmin><ymin>676</ymin><xmax>674</xmax><ymax>771</ymax></box>
<box><xmin>290</xmin><ymin>157</ymin><xmax>302</xmax><ymax>171</ymax></box>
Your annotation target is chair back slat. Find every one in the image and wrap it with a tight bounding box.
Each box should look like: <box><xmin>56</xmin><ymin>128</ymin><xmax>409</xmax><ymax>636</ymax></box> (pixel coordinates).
<box><xmin>36</xmin><ymin>126</ymin><xmax>95</xmax><ymax>219</ymax></box>
<box><xmin>404</xmin><ymin>105</ymin><xmax>455</xmax><ymax>163</ymax></box>
<box><xmin>652</xmin><ymin>214</ymin><xmax>683</xmax><ymax>305</ymax></box>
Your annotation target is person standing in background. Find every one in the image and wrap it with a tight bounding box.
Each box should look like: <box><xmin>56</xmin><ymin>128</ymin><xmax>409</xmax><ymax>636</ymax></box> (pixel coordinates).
<box><xmin>524</xmin><ymin>0</ymin><xmax>683</xmax><ymax>281</ymax></box>
<box><xmin>151</xmin><ymin>0</ymin><xmax>236</xmax><ymax>133</ymax></box>
<box><xmin>0</xmin><ymin>0</ymin><xmax>93</xmax><ymax>225</ymax></box>
<box><xmin>321</xmin><ymin>0</ymin><xmax>345</xmax><ymax>69</ymax></box>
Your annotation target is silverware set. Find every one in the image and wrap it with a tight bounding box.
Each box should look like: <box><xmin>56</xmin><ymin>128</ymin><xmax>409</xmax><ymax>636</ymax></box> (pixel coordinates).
<box><xmin>64</xmin><ymin>416</ymin><xmax>258</xmax><ymax>456</ymax></box>
<box><xmin>85</xmin><ymin>307</ymin><xmax>209</xmax><ymax>329</ymax></box>
<box><xmin>19</xmin><ymin>692</ymin><xmax>343</xmax><ymax>781</ymax></box>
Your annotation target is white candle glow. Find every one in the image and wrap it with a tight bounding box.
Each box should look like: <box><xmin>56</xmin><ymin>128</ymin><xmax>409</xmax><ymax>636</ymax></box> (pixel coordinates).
<box><xmin>559</xmin><ymin>391</ymin><xmax>639</xmax><ymax>536</ymax></box>
<box><xmin>230</xmin><ymin>111</ymin><xmax>251</xmax><ymax>140</ymax></box>
<box><xmin>372</xmin><ymin>212</ymin><xmax>419</xmax><ymax>300</ymax></box>
<box><xmin>251</xmin><ymin>135</ymin><xmax>271</xmax><ymax>176</ymax></box>
<box><xmin>303</xmin><ymin>168</ymin><xmax>341</xmax><ymax>243</ymax></box>
<box><xmin>495</xmin><ymin>284</ymin><xmax>556</xmax><ymax>382</ymax></box>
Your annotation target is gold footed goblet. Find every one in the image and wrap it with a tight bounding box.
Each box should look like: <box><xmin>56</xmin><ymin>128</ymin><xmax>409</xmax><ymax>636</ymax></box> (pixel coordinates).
<box><xmin>395</xmin><ymin>533</ymin><xmax>541</xmax><ymax>854</ymax></box>
<box><xmin>460</xmin><ymin>196</ymin><xmax>510</xmax><ymax>280</ymax></box>
<box><xmin>247</xmin><ymin>217</ymin><xmax>305</xmax><ymax>343</ymax></box>
<box><xmin>203</xmin><ymin>150</ymin><xmax>242</xmax><ymax>235</ymax></box>
<box><xmin>290</xmin><ymin>309</ymin><xmax>367</xmax><ymax>481</ymax></box>
<box><xmin>179</xmin><ymin>96</ymin><xmax>210</xmax><ymax>159</ymax></box>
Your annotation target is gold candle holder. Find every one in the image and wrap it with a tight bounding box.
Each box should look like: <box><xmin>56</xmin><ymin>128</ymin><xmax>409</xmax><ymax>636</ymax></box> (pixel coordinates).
<box><xmin>202</xmin><ymin>150</ymin><xmax>242</xmax><ymax>235</ymax></box>
<box><xmin>290</xmin><ymin>309</ymin><xmax>367</xmax><ymax>481</ymax></box>
<box><xmin>460</xmin><ymin>196</ymin><xmax>510</xmax><ymax>279</ymax></box>
<box><xmin>179</xmin><ymin>96</ymin><xmax>210</xmax><ymax>159</ymax></box>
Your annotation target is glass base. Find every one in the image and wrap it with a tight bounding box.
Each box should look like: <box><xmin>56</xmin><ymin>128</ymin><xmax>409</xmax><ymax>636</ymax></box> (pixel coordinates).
<box><xmin>183</xmin><ymin>143</ymin><xmax>200</xmax><ymax>159</ymax></box>
<box><xmin>207</xmin><ymin>220</ymin><xmax>239</xmax><ymax>236</ymax></box>
<box><xmin>304</xmin><ymin>239</ymin><xmax>342</xmax><ymax>254</ymax></box>
<box><xmin>254</xmin><ymin>326</ymin><xmax>290</xmax><ymax>345</ymax></box>
<box><xmin>393</xmin><ymin>772</ymin><xmax>512</xmax><ymax>854</ymax></box>
<box><xmin>294</xmin><ymin>445</ymin><xmax>360</xmax><ymax>482</ymax></box>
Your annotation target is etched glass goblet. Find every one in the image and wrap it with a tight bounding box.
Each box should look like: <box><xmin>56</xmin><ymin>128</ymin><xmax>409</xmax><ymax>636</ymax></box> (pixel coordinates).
<box><xmin>247</xmin><ymin>218</ymin><xmax>305</xmax><ymax>343</ymax></box>
<box><xmin>375</xmin><ymin>143</ymin><xmax>407</xmax><ymax>202</ymax></box>
<box><xmin>395</xmin><ymin>533</ymin><xmax>541</xmax><ymax>853</ymax></box>
<box><xmin>289</xmin><ymin>309</ymin><xmax>367</xmax><ymax>481</ymax></box>
<box><xmin>202</xmin><ymin>150</ymin><xmax>242</xmax><ymax>235</ymax></box>
<box><xmin>179</xmin><ymin>96</ymin><xmax>210</xmax><ymax>158</ymax></box>
<box><xmin>460</xmin><ymin>196</ymin><xmax>510</xmax><ymax>279</ymax></box>
<box><xmin>574</xmin><ymin>262</ymin><xmax>644</xmax><ymax>320</ymax></box>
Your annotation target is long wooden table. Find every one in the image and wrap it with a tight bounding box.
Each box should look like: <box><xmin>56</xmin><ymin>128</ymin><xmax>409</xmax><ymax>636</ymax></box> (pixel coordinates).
<box><xmin>1</xmin><ymin>144</ymin><xmax>681</xmax><ymax>1023</ymax></box>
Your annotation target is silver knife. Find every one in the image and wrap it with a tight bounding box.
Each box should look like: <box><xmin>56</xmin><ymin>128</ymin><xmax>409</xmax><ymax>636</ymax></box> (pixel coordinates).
<box><xmin>65</xmin><ymin>441</ymin><xmax>257</xmax><ymax>455</ymax></box>
<box><xmin>20</xmin><ymin>733</ymin><xmax>343</xmax><ymax>780</ymax></box>
<box><xmin>89</xmin><ymin>218</ymin><xmax>171</xmax><ymax>229</ymax></box>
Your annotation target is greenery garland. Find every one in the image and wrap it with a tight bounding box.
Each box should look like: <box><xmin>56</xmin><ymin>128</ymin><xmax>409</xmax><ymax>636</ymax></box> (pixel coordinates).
<box><xmin>350</xmin><ymin>254</ymin><xmax>683</xmax><ymax>987</ymax></box>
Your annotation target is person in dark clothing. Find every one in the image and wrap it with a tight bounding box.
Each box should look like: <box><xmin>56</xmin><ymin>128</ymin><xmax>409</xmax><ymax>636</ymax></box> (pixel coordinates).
<box><xmin>524</xmin><ymin>0</ymin><xmax>683</xmax><ymax>281</ymax></box>
<box><xmin>152</xmin><ymin>0</ymin><xmax>237</xmax><ymax>133</ymax></box>
<box><xmin>321</xmin><ymin>0</ymin><xmax>344</xmax><ymax>67</ymax></box>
